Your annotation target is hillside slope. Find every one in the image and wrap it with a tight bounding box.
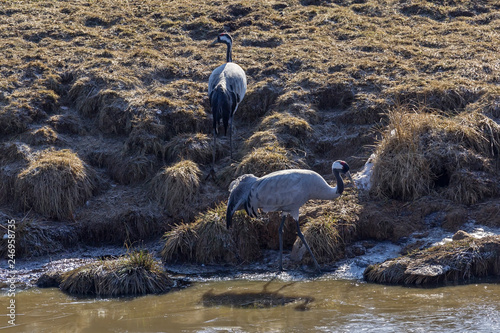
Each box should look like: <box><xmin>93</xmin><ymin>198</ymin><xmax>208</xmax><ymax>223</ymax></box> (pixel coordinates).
<box><xmin>1</xmin><ymin>0</ymin><xmax>499</xmax><ymax>261</ymax></box>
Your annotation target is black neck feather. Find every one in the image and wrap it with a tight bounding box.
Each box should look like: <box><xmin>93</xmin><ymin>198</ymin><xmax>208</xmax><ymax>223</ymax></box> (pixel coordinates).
<box><xmin>226</xmin><ymin>42</ymin><xmax>232</xmax><ymax>62</ymax></box>
<box><xmin>334</xmin><ymin>170</ymin><xmax>344</xmax><ymax>195</ymax></box>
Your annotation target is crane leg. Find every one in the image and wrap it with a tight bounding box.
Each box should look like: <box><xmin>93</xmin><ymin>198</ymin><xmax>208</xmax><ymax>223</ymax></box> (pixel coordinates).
<box><xmin>278</xmin><ymin>214</ymin><xmax>286</xmax><ymax>272</ymax></box>
<box><xmin>212</xmin><ymin>128</ymin><xmax>217</xmax><ymax>166</ymax></box>
<box><xmin>229</xmin><ymin>117</ymin><xmax>233</xmax><ymax>160</ymax></box>
<box><xmin>205</xmin><ymin>129</ymin><xmax>217</xmax><ymax>181</ymax></box>
<box><xmin>294</xmin><ymin>219</ymin><xmax>321</xmax><ymax>273</ymax></box>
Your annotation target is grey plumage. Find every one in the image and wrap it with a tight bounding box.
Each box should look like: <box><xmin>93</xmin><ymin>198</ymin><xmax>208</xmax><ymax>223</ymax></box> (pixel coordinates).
<box><xmin>208</xmin><ymin>33</ymin><xmax>247</xmax><ymax>164</ymax></box>
<box><xmin>226</xmin><ymin>160</ymin><xmax>352</xmax><ymax>272</ymax></box>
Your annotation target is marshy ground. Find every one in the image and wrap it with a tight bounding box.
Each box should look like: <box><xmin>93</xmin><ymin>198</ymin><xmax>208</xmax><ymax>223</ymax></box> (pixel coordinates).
<box><xmin>1</xmin><ymin>0</ymin><xmax>500</xmax><ymax>289</ymax></box>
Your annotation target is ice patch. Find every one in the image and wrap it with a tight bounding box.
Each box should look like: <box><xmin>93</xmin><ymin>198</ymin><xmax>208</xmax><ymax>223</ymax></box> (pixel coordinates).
<box><xmin>353</xmin><ymin>154</ymin><xmax>375</xmax><ymax>191</ymax></box>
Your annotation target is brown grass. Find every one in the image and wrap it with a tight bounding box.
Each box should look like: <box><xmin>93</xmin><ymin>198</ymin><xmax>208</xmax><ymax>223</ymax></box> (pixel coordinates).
<box><xmin>0</xmin><ymin>142</ymin><xmax>31</xmax><ymax>204</ymax></box>
<box><xmin>371</xmin><ymin>107</ymin><xmax>500</xmax><ymax>204</ymax></box>
<box><xmin>236</xmin><ymin>144</ymin><xmax>305</xmax><ymax>177</ymax></box>
<box><xmin>161</xmin><ymin>222</ymin><xmax>198</xmax><ymax>263</ymax></box>
<box><xmin>48</xmin><ymin>114</ymin><xmax>82</xmax><ymax>135</ymax></box>
<box><xmin>364</xmin><ymin>236</ymin><xmax>500</xmax><ymax>285</ymax></box>
<box><xmin>23</xmin><ymin>126</ymin><xmax>59</xmax><ymax>146</ymax></box>
<box><xmin>0</xmin><ymin>217</ymin><xmax>78</xmax><ymax>259</ymax></box>
<box><xmin>60</xmin><ymin>250</ymin><xmax>173</xmax><ymax>296</ymax></box>
<box><xmin>161</xmin><ymin>203</ymin><xmax>262</xmax><ymax>264</ymax></box>
<box><xmin>150</xmin><ymin>160</ymin><xmax>201</xmax><ymax>217</ymax></box>
<box><xmin>125</xmin><ymin>113</ymin><xmax>166</xmax><ymax>158</ymax></box>
<box><xmin>1</xmin><ymin>0</ymin><xmax>500</xmax><ymax>261</ymax></box>
<box><xmin>165</xmin><ymin>133</ymin><xmax>213</xmax><ymax>164</ymax></box>
<box><xmin>108</xmin><ymin>153</ymin><xmax>157</xmax><ymax>185</ymax></box>
<box><xmin>300</xmin><ymin>217</ymin><xmax>343</xmax><ymax>264</ymax></box>
<box><xmin>15</xmin><ymin>149</ymin><xmax>97</xmax><ymax>220</ymax></box>
<box><xmin>297</xmin><ymin>189</ymin><xmax>360</xmax><ymax>263</ymax></box>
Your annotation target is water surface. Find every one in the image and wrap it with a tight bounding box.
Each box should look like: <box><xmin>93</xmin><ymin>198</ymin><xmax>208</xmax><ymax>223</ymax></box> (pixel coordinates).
<box><xmin>2</xmin><ymin>278</ymin><xmax>499</xmax><ymax>332</ymax></box>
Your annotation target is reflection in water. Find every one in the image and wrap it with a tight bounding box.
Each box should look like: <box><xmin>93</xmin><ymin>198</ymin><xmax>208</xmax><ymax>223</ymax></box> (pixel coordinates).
<box><xmin>1</xmin><ymin>279</ymin><xmax>500</xmax><ymax>332</ymax></box>
<box><xmin>201</xmin><ymin>281</ymin><xmax>314</xmax><ymax>311</ymax></box>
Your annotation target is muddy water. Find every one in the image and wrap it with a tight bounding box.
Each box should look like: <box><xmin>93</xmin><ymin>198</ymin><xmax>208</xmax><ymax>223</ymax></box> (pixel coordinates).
<box><xmin>2</xmin><ymin>278</ymin><xmax>500</xmax><ymax>332</ymax></box>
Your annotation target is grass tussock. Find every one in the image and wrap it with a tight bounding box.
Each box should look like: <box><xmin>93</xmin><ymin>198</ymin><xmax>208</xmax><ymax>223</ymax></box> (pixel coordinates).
<box><xmin>0</xmin><ymin>104</ymin><xmax>39</xmax><ymax>135</ymax></box>
<box><xmin>150</xmin><ymin>160</ymin><xmax>201</xmax><ymax>217</ymax></box>
<box><xmin>260</xmin><ymin>112</ymin><xmax>312</xmax><ymax>138</ymax></box>
<box><xmin>165</xmin><ymin>133</ymin><xmax>213</xmax><ymax>164</ymax></box>
<box><xmin>244</xmin><ymin>131</ymin><xmax>280</xmax><ymax>150</ymax></box>
<box><xmin>0</xmin><ymin>142</ymin><xmax>31</xmax><ymax>204</ymax></box>
<box><xmin>1</xmin><ymin>0</ymin><xmax>500</xmax><ymax>262</ymax></box>
<box><xmin>297</xmin><ymin>189</ymin><xmax>360</xmax><ymax>264</ymax></box>
<box><xmin>109</xmin><ymin>153</ymin><xmax>157</xmax><ymax>185</ymax></box>
<box><xmin>48</xmin><ymin>114</ymin><xmax>82</xmax><ymax>135</ymax></box>
<box><xmin>60</xmin><ymin>250</ymin><xmax>173</xmax><ymax>296</ymax></box>
<box><xmin>161</xmin><ymin>203</ymin><xmax>262</xmax><ymax>264</ymax></box>
<box><xmin>300</xmin><ymin>217</ymin><xmax>343</xmax><ymax>264</ymax></box>
<box><xmin>24</xmin><ymin>126</ymin><xmax>59</xmax><ymax>146</ymax></box>
<box><xmin>364</xmin><ymin>236</ymin><xmax>500</xmax><ymax>285</ymax></box>
<box><xmin>15</xmin><ymin>149</ymin><xmax>97</xmax><ymax>219</ymax></box>
<box><xmin>125</xmin><ymin>113</ymin><xmax>166</xmax><ymax>158</ymax></box>
<box><xmin>237</xmin><ymin>79</ymin><xmax>281</xmax><ymax>121</ymax></box>
<box><xmin>0</xmin><ymin>141</ymin><xmax>31</xmax><ymax>164</ymax></box>
<box><xmin>0</xmin><ymin>218</ymin><xmax>78</xmax><ymax>259</ymax></box>
<box><xmin>236</xmin><ymin>144</ymin><xmax>304</xmax><ymax>177</ymax></box>
<box><xmin>372</xmin><ymin>108</ymin><xmax>500</xmax><ymax>204</ymax></box>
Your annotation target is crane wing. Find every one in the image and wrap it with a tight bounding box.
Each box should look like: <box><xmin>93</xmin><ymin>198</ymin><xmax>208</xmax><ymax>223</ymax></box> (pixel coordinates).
<box><xmin>248</xmin><ymin>172</ymin><xmax>310</xmax><ymax>215</ymax></box>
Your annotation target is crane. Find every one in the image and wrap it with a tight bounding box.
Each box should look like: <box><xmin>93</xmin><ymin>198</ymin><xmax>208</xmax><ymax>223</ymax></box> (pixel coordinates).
<box><xmin>226</xmin><ymin>160</ymin><xmax>352</xmax><ymax>272</ymax></box>
<box><xmin>208</xmin><ymin>32</ymin><xmax>247</xmax><ymax>168</ymax></box>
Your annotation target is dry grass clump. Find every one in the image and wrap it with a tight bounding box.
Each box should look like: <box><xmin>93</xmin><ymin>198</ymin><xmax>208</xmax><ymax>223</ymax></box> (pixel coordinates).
<box><xmin>161</xmin><ymin>203</ymin><xmax>262</xmax><ymax>264</ymax></box>
<box><xmin>0</xmin><ymin>142</ymin><xmax>31</xmax><ymax>204</ymax></box>
<box><xmin>364</xmin><ymin>236</ymin><xmax>500</xmax><ymax>285</ymax></box>
<box><xmin>390</xmin><ymin>83</ymin><xmax>484</xmax><ymax>113</ymax></box>
<box><xmin>244</xmin><ymin>131</ymin><xmax>280</xmax><ymax>150</ymax></box>
<box><xmin>60</xmin><ymin>250</ymin><xmax>173</xmax><ymax>297</ymax></box>
<box><xmin>48</xmin><ymin>114</ymin><xmax>82</xmax><ymax>135</ymax></box>
<box><xmin>237</xmin><ymin>79</ymin><xmax>281</xmax><ymax>121</ymax></box>
<box><xmin>259</xmin><ymin>113</ymin><xmax>312</xmax><ymax>138</ymax></box>
<box><xmin>68</xmin><ymin>78</ymin><xmax>131</xmax><ymax>134</ymax></box>
<box><xmin>96</xmin><ymin>90</ymin><xmax>131</xmax><ymax>135</ymax></box>
<box><xmin>0</xmin><ymin>104</ymin><xmax>38</xmax><ymax>135</ymax></box>
<box><xmin>299</xmin><ymin>217</ymin><xmax>343</xmax><ymax>264</ymax></box>
<box><xmin>372</xmin><ymin>108</ymin><xmax>500</xmax><ymax>204</ymax></box>
<box><xmin>150</xmin><ymin>160</ymin><xmax>201</xmax><ymax>217</ymax></box>
<box><xmin>109</xmin><ymin>153</ymin><xmax>157</xmax><ymax>185</ymax></box>
<box><xmin>0</xmin><ymin>141</ymin><xmax>31</xmax><ymax>164</ymax></box>
<box><xmin>165</xmin><ymin>133</ymin><xmax>213</xmax><ymax>164</ymax></box>
<box><xmin>296</xmin><ymin>189</ymin><xmax>360</xmax><ymax>264</ymax></box>
<box><xmin>161</xmin><ymin>223</ymin><xmax>198</xmax><ymax>263</ymax></box>
<box><xmin>0</xmin><ymin>218</ymin><xmax>78</xmax><ymax>259</ymax></box>
<box><xmin>34</xmin><ymin>89</ymin><xmax>59</xmax><ymax>113</ymax></box>
<box><xmin>79</xmin><ymin>207</ymin><xmax>165</xmax><ymax>246</ymax></box>
<box><xmin>255</xmin><ymin>113</ymin><xmax>313</xmax><ymax>150</ymax></box>
<box><xmin>23</xmin><ymin>126</ymin><xmax>58</xmax><ymax>145</ymax></box>
<box><xmin>314</xmin><ymin>80</ymin><xmax>354</xmax><ymax>110</ymax></box>
<box><xmin>236</xmin><ymin>144</ymin><xmax>304</xmax><ymax>177</ymax></box>
<box><xmin>161</xmin><ymin>107</ymin><xmax>210</xmax><ymax>139</ymax></box>
<box><xmin>125</xmin><ymin>113</ymin><xmax>166</xmax><ymax>158</ymax></box>
<box><xmin>15</xmin><ymin>148</ymin><xmax>97</xmax><ymax>219</ymax></box>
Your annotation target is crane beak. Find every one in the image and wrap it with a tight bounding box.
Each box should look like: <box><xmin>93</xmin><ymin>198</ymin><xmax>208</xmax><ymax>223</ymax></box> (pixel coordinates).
<box><xmin>345</xmin><ymin>171</ymin><xmax>355</xmax><ymax>186</ymax></box>
<box><xmin>209</xmin><ymin>38</ymin><xmax>219</xmax><ymax>47</ymax></box>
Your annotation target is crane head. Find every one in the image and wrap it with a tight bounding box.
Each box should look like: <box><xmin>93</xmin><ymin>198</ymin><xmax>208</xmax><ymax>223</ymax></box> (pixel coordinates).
<box><xmin>210</xmin><ymin>32</ymin><xmax>233</xmax><ymax>47</ymax></box>
<box><xmin>332</xmin><ymin>160</ymin><xmax>353</xmax><ymax>183</ymax></box>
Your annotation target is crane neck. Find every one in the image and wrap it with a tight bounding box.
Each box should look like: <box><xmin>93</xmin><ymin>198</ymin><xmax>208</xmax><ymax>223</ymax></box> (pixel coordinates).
<box><xmin>225</xmin><ymin>42</ymin><xmax>232</xmax><ymax>62</ymax></box>
<box><xmin>333</xmin><ymin>169</ymin><xmax>344</xmax><ymax>195</ymax></box>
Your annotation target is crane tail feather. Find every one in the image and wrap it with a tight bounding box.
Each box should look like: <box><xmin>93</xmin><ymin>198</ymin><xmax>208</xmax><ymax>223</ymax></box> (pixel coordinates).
<box><xmin>210</xmin><ymin>87</ymin><xmax>234</xmax><ymax>136</ymax></box>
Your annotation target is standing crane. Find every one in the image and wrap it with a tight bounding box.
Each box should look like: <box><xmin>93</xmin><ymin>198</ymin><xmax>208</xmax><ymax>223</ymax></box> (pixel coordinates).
<box><xmin>208</xmin><ymin>32</ymin><xmax>247</xmax><ymax>168</ymax></box>
<box><xmin>226</xmin><ymin>160</ymin><xmax>352</xmax><ymax>272</ymax></box>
